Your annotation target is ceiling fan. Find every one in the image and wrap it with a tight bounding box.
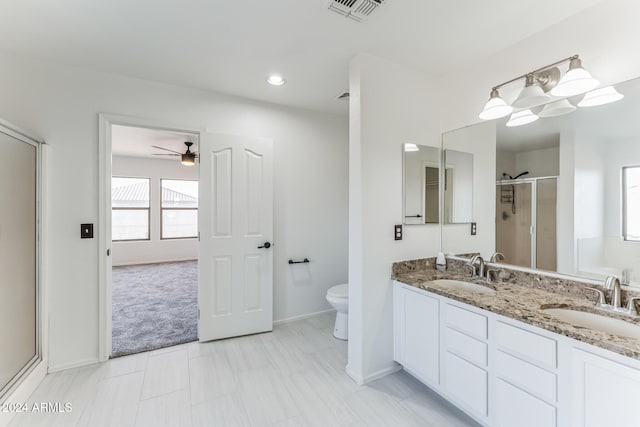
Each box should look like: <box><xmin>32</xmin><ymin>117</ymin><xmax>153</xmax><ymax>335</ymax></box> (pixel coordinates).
<box><xmin>152</xmin><ymin>141</ymin><xmax>198</xmax><ymax>166</ymax></box>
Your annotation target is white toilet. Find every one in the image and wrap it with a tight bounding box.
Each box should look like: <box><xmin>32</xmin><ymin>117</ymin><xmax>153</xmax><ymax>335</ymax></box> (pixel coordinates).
<box><xmin>326</xmin><ymin>283</ymin><xmax>349</xmax><ymax>340</ymax></box>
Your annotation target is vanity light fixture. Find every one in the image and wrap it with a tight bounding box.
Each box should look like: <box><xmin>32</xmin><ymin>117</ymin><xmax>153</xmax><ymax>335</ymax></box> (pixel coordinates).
<box><xmin>506</xmin><ymin>109</ymin><xmax>539</xmax><ymax>127</ymax></box>
<box><xmin>404</xmin><ymin>143</ymin><xmax>419</xmax><ymax>152</ymax></box>
<box><xmin>479</xmin><ymin>54</ymin><xmax>599</xmax><ymax>122</ymax></box>
<box><xmin>538</xmin><ymin>99</ymin><xmax>576</xmax><ymax>118</ymax></box>
<box><xmin>267</xmin><ymin>74</ymin><xmax>286</xmax><ymax>86</ymax></box>
<box><xmin>578</xmin><ymin>86</ymin><xmax>624</xmax><ymax>107</ymax></box>
<box><xmin>512</xmin><ymin>74</ymin><xmax>551</xmax><ymax>109</ymax></box>
<box><xmin>550</xmin><ymin>57</ymin><xmax>599</xmax><ymax>97</ymax></box>
<box><xmin>479</xmin><ymin>88</ymin><xmax>513</xmax><ymax>120</ymax></box>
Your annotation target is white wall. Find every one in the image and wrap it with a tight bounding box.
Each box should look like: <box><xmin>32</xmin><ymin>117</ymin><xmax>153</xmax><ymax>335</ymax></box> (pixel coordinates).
<box><xmin>348</xmin><ymin>54</ymin><xmax>441</xmax><ymax>383</ymax></box>
<box><xmin>516</xmin><ymin>146</ymin><xmax>559</xmax><ymax>178</ymax></box>
<box><xmin>0</xmin><ymin>52</ymin><xmax>348</xmax><ymax>371</ymax></box>
<box><xmin>111</xmin><ymin>155</ymin><xmax>198</xmax><ymax>266</ymax></box>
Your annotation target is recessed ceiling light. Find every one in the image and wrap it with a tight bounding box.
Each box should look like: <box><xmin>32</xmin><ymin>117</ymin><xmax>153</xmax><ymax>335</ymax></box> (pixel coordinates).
<box><xmin>267</xmin><ymin>75</ymin><xmax>286</xmax><ymax>86</ymax></box>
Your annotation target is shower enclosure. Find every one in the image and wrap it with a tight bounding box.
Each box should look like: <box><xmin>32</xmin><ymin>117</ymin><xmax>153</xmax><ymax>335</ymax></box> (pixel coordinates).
<box><xmin>0</xmin><ymin>123</ymin><xmax>41</xmax><ymax>401</ymax></box>
<box><xmin>495</xmin><ymin>177</ymin><xmax>557</xmax><ymax>271</ymax></box>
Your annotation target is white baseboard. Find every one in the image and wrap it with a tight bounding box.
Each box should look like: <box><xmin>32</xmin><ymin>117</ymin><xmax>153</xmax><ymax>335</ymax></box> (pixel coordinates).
<box><xmin>346</xmin><ymin>363</ymin><xmax>401</xmax><ymax>385</ymax></box>
<box><xmin>273</xmin><ymin>309</ymin><xmax>335</xmax><ymax>326</ymax></box>
<box><xmin>47</xmin><ymin>358</ymin><xmax>99</xmax><ymax>374</ymax></box>
<box><xmin>0</xmin><ymin>361</ymin><xmax>47</xmax><ymax>427</ymax></box>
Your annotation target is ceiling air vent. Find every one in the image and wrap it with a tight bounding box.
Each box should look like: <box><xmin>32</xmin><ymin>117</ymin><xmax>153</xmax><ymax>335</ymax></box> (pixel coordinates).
<box><xmin>328</xmin><ymin>0</ymin><xmax>385</xmax><ymax>22</ymax></box>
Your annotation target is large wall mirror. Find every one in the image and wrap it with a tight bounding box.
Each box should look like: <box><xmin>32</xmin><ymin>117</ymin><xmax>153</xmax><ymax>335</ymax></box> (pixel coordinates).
<box><xmin>403</xmin><ymin>143</ymin><xmax>440</xmax><ymax>225</ymax></box>
<box><xmin>442</xmin><ymin>76</ymin><xmax>640</xmax><ymax>286</ymax></box>
<box><xmin>0</xmin><ymin>124</ymin><xmax>41</xmax><ymax>401</ymax></box>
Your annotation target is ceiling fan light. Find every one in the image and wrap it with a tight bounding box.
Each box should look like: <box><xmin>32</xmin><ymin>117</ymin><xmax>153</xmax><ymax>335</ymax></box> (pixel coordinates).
<box><xmin>550</xmin><ymin>57</ymin><xmax>599</xmax><ymax>97</ymax></box>
<box><xmin>512</xmin><ymin>74</ymin><xmax>551</xmax><ymax>109</ymax></box>
<box><xmin>506</xmin><ymin>109</ymin><xmax>539</xmax><ymax>127</ymax></box>
<box><xmin>578</xmin><ymin>86</ymin><xmax>624</xmax><ymax>107</ymax></box>
<box><xmin>404</xmin><ymin>143</ymin><xmax>419</xmax><ymax>152</ymax></box>
<box><xmin>479</xmin><ymin>89</ymin><xmax>513</xmax><ymax>120</ymax></box>
<box><xmin>538</xmin><ymin>99</ymin><xmax>576</xmax><ymax>117</ymax></box>
<box><xmin>181</xmin><ymin>153</ymin><xmax>196</xmax><ymax>166</ymax></box>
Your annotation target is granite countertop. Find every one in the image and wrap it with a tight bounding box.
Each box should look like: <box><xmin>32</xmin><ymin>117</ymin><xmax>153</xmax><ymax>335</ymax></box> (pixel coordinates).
<box><xmin>392</xmin><ymin>260</ymin><xmax>640</xmax><ymax>360</ymax></box>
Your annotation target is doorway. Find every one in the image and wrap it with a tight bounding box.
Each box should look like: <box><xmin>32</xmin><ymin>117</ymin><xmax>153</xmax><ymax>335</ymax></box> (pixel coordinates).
<box><xmin>110</xmin><ymin>124</ymin><xmax>200</xmax><ymax>356</ymax></box>
<box><xmin>98</xmin><ymin>115</ymin><xmax>275</xmax><ymax>361</ymax></box>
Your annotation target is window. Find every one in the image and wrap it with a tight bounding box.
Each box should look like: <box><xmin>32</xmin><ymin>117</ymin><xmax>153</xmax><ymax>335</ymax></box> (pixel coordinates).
<box><xmin>112</xmin><ymin>177</ymin><xmax>150</xmax><ymax>241</ymax></box>
<box><xmin>161</xmin><ymin>179</ymin><xmax>198</xmax><ymax>239</ymax></box>
<box><xmin>623</xmin><ymin>166</ymin><xmax>640</xmax><ymax>241</ymax></box>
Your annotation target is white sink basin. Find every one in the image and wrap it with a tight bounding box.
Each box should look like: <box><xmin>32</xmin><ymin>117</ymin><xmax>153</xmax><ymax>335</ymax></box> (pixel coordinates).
<box><xmin>544</xmin><ymin>308</ymin><xmax>640</xmax><ymax>339</ymax></box>
<box><xmin>429</xmin><ymin>279</ymin><xmax>496</xmax><ymax>295</ymax></box>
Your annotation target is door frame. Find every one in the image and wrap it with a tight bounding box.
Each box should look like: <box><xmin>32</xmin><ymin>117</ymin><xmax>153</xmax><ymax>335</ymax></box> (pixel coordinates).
<box><xmin>97</xmin><ymin>113</ymin><xmax>201</xmax><ymax>361</ymax></box>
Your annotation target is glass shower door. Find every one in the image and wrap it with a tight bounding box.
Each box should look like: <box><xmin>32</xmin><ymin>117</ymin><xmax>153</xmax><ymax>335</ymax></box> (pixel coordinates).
<box><xmin>496</xmin><ymin>182</ymin><xmax>532</xmax><ymax>268</ymax></box>
<box><xmin>0</xmin><ymin>129</ymin><xmax>39</xmax><ymax>400</ymax></box>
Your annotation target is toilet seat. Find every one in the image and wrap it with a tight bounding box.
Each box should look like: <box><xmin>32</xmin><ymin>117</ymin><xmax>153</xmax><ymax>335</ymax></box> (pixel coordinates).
<box><xmin>327</xmin><ymin>284</ymin><xmax>348</xmax><ymax>299</ymax></box>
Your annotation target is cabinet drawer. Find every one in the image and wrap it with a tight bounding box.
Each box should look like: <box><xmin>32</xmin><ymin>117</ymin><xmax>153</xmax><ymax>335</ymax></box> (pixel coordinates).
<box><xmin>444</xmin><ymin>352</ymin><xmax>488</xmax><ymax>417</ymax></box>
<box><xmin>495</xmin><ymin>350</ymin><xmax>556</xmax><ymax>402</ymax></box>
<box><xmin>495</xmin><ymin>378</ymin><xmax>556</xmax><ymax>427</ymax></box>
<box><xmin>444</xmin><ymin>326</ymin><xmax>487</xmax><ymax>367</ymax></box>
<box><xmin>496</xmin><ymin>321</ymin><xmax>556</xmax><ymax>368</ymax></box>
<box><xmin>444</xmin><ymin>303</ymin><xmax>488</xmax><ymax>339</ymax></box>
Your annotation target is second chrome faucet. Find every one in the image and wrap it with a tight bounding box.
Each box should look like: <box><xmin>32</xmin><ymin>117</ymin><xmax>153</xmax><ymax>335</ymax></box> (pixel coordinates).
<box><xmin>587</xmin><ymin>275</ymin><xmax>640</xmax><ymax>316</ymax></box>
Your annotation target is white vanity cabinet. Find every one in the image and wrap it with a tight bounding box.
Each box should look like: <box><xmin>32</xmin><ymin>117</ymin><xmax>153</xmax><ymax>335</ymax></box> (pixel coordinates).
<box><xmin>393</xmin><ymin>283</ymin><xmax>440</xmax><ymax>386</ymax></box>
<box><xmin>570</xmin><ymin>348</ymin><xmax>640</xmax><ymax>427</ymax></box>
<box><xmin>393</xmin><ymin>280</ymin><xmax>640</xmax><ymax>427</ymax></box>
<box><xmin>442</xmin><ymin>303</ymin><xmax>489</xmax><ymax>419</ymax></box>
<box><xmin>493</xmin><ymin>322</ymin><xmax>558</xmax><ymax>427</ymax></box>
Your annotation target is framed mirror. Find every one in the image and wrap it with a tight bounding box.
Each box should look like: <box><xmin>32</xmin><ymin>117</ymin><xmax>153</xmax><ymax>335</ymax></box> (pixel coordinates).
<box><xmin>402</xmin><ymin>143</ymin><xmax>440</xmax><ymax>225</ymax></box>
<box><xmin>441</xmin><ymin>76</ymin><xmax>640</xmax><ymax>286</ymax></box>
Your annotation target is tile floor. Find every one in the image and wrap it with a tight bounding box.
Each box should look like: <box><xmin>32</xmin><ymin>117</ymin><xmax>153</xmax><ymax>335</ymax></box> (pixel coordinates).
<box><xmin>8</xmin><ymin>312</ymin><xmax>480</xmax><ymax>427</ymax></box>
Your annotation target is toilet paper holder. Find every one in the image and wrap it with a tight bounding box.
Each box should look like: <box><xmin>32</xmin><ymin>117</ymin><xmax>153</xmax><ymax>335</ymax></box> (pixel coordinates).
<box><xmin>288</xmin><ymin>258</ymin><xmax>310</xmax><ymax>264</ymax></box>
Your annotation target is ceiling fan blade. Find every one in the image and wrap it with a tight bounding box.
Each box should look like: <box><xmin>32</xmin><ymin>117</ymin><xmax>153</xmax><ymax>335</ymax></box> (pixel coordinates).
<box><xmin>152</xmin><ymin>145</ymin><xmax>182</xmax><ymax>154</ymax></box>
<box><xmin>152</xmin><ymin>153</ymin><xmax>180</xmax><ymax>156</ymax></box>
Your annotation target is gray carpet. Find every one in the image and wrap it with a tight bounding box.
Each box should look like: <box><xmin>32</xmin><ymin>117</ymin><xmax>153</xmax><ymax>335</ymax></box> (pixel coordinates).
<box><xmin>111</xmin><ymin>260</ymin><xmax>198</xmax><ymax>357</ymax></box>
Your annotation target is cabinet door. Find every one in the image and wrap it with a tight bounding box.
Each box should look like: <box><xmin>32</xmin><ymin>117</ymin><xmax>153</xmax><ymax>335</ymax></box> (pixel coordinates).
<box><xmin>494</xmin><ymin>379</ymin><xmax>556</xmax><ymax>427</ymax></box>
<box><xmin>394</xmin><ymin>284</ymin><xmax>439</xmax><ymax>386</ymax></box>
<box><xmin>571</xmin><ymin>348</ymin><xmax>640</xmax><ymax>427</ymax></box>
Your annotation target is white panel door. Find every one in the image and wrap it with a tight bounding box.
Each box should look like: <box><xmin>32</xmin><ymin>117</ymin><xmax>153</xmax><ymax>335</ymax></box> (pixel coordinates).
<box><xmin>198</xmin><ymin>133</ymin><xmax>273</xmax><ymax>342</ymax></box>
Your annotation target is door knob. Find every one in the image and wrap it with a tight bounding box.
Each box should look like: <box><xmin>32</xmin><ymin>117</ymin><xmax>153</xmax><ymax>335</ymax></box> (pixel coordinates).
<box><xmin>258</xmin><ymin>241</ymin><xmax>272</xmax><ymax>249</ymax></box>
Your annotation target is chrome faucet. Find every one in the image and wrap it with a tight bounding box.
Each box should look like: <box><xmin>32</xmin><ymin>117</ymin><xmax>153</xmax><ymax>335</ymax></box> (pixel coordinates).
<box><xmin>469</xmin><ymin>255</ymin><xmax>485</xmax><ymax>279</ymax></box>
<box><xmin>490</xmin><ymin>252</ymin><xmax>505</xmax><ymax>263</ymax></box>
<box><xmin>604</xmin><ymin>275</ymin><xmax>622</xmax><ymax>310</ymax></box>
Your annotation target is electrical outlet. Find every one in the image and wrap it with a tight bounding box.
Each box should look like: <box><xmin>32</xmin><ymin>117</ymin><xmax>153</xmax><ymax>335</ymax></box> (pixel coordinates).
<box><xmin>394</xmin><ymin>224</ymin><xmax>403</xmax><ymax>241</ymax></box>
<box><xmin>470</xmin><ymin>222</ymin><xmax>477</xmax><ymax>236</ymax></box>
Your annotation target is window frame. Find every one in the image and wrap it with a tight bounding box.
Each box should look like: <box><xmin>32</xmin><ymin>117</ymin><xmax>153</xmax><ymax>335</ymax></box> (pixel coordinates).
<box><xmin>111</xmin><ymin>176</ymin><xmax>151</xmax><ymax>242</ymax></box>
<box><xmin>160</xmin><ymin>178</ymin><xmax>198</xmax><ymax>240</ymax></box>
<box><xmin>622</xmin><ymin>166</ymin><xmax>640</xmax><ymax>242</ymax></box>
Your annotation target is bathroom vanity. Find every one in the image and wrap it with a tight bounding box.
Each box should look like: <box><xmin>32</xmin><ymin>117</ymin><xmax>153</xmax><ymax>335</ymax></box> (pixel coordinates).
<box><xmin>392</xmin><ymin>258</ymin><xmax>640</xmax><ymax>427</ymax></box>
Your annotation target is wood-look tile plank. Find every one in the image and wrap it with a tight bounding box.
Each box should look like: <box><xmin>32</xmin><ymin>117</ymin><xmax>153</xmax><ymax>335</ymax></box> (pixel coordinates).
<box><xmin>140</xmin><ymin>349</ymin><xmax>189</xmax><ymax>400</ymax></box>
<box><xmin>189</xmin><ymin>351</ymin><xmax>238</xmax><ymax>405</ymax></box>
<box><xmin>135</xmin><ymin>389</ymin><xmax>192</xmax><ymax>427</ymax></box>
<box><xmin>76</xmin><ymin>371</ymin><xmax>144</xmax><ymax>427</ymax></box>
<box><xmin>191</xmin><ymin>394</ymin><xmax>251</xmax><ymax>427</ymax></box>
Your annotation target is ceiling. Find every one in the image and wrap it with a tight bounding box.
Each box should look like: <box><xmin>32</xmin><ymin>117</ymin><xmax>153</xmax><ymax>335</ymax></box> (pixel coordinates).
<box><xmin>112</xmin><ymin>125</ymin><xmax>197</xmax><ymax>159</ymax></box>
<box><xmin>0</xmin><ymin>0</ymin><xmax>604</xmax><ymax>114</ymax></box>
<box><xmin>497</xmin><ymin>76</ymin><xmax>640</xmax><ymax>152</ymax></box>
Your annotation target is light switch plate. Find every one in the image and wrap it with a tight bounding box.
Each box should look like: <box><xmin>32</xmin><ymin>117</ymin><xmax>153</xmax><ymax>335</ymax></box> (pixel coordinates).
<box><xmin>81</xmin><ymin>223</ymin><xmax>94</xmax><ymax>239</ymax></box>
